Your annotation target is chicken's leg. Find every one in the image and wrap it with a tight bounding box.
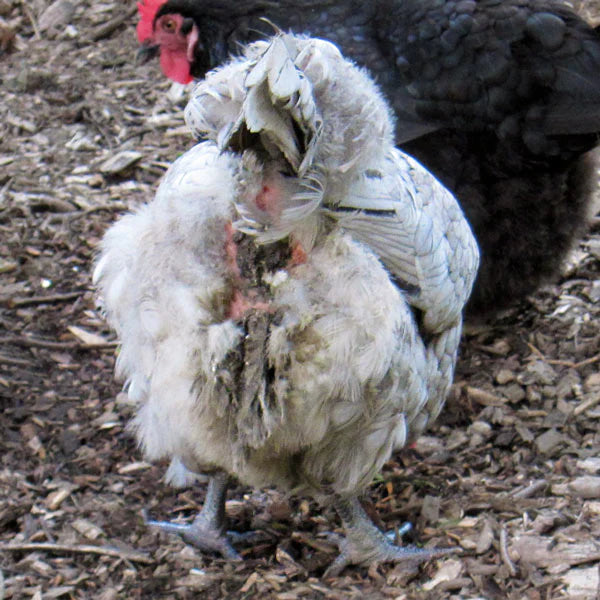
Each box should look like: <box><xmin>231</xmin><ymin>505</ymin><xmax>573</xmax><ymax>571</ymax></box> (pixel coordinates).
<box><xmin>325</xmin><ymin>496</ymin><xmax>455</xmax><ymax>577</ymax></box>
<box><xmin>146</xmin><ymin>471</ymin><xmax>241</xmax><ymax>559</ymax></box>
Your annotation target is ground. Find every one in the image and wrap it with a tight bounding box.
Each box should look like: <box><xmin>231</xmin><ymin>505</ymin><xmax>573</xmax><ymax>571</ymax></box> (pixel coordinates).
<box><xmin>1</xmin><ymin>1</ymin><xmax>600</xmax><ymax>599</ymax></box>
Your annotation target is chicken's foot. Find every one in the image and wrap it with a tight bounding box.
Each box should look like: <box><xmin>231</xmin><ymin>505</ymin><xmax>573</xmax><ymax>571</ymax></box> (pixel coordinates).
<box><xmin>146</xmin><ymin>471</ymin><xmax>241</xmax><ymax>559</ymax></box>
<box><xmin>325</xmin><ymin>496</ymin><xmax>456</xmax><ymax>577</ymax></box>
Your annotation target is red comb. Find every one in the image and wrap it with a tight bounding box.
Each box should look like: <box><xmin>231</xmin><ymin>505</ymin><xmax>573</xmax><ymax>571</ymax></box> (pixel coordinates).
<box><xmin>136</xmin><ymin>0</ymin><xmax>166</xmax><ymax>42</ymax></box>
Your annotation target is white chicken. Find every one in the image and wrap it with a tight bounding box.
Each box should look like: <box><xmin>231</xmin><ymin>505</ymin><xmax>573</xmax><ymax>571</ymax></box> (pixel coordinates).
<box><xmin>94</xmin><ymin>34</ymin><xmax>479</xmax><ymax>575</ymax></box>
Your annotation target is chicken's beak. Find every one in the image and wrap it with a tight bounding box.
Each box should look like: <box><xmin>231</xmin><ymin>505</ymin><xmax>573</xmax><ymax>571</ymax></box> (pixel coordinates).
<box><xmin>137</xmin><ymin>41</ymin><xmax>160</xmax><ymax>64</ymax></box>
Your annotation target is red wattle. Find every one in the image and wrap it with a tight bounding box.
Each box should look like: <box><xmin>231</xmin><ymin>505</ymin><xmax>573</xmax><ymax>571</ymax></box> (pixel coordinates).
<box><xmin>160</xmin><ymin>51</ymin><xmax>193</xmax><ymax>84</ymax></box>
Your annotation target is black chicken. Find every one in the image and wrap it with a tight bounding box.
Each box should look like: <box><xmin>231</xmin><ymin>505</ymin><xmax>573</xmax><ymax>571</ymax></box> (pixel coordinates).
<box><xmin>137</xmin><ymin>0</ymin><xmax>600</xmax><ymax>316</ymax></box>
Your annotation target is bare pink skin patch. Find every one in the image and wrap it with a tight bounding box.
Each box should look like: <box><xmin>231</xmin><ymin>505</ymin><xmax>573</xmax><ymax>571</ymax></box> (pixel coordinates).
<box><xmin>223</xmin><ymin>222</ymin><xmax>272</xmax><ymax>320</ymax></box>
<box><xmin>226</xmin><ymin>289</ymin><xmax>270</xmax><ymax>320</ymax></box>
<box><xmin>224</xmin><ymin>174</ymin><xmax>309</xmax><ymax>319</ymax></box>
<box><xmin>289</xmin><ymin>241</ymin><xmax>308</xmax><ymax>266</ymax></box>
<box><xmin>254</xmin><ymin>177</ymin><xmax>284</xmax><ymax>217</ymax></box>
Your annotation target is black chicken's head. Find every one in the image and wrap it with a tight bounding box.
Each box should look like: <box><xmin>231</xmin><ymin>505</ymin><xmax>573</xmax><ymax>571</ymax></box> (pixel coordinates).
<box><xmin>137</xmin><ymin>0</ymin><xmax>230</xmax><ymax>83</ymax></box>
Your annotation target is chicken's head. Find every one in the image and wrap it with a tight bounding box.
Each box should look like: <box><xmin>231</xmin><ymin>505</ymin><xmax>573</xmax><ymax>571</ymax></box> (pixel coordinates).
<box><xmin>137</xmin><ymin>0</ymin><xmax>199</xmax><ymax>84</ymax></box>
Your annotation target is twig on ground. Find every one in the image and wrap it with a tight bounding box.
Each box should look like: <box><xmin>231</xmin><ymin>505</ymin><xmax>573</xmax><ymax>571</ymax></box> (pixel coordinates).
<box><xmin>61</xmin><ymin>203</ymin><xmax>128</xmax><ymax>223</ymax></box>
<box><xmin>499</xmin><ymin>528</ymin><xmax>517</xmax><ymax>577</ymax></box>
<box><xmin>0</xmin><ymin>354</ymin><xmax>36</xmax><ymax>367</ymax></box>
<box><xmin>0</xmin><ymin>542</ymin><xmax>153</xmax><ymax>564</ymax></box>
<box><xmin>510</xmin><ymin>480</ymin><xmax>548</xmax><ymax>500</ymax></box>
<box><xmin>20</xmin><ymin>0</ymin><xmax>40</xmax><ymax>39</ymax></box>
<box><xmin>0</xmin><ymin>336</ymin><xmax>117</xmax><ymax>351</ymax></box>
<box><xmin>89</xmin><ymin>5</ymin><xmax>138</xmax><ymax>41</ymax></box>
<box><xmin>574</xmin><ymin>393</ymin><xmax>600</xmax><ymax>416</ymax></box>
<box><xmin>3</xmin><ymin>292</ymin><xmax>83</xmax><ymax>308</ymax></box>
<box><xmin>527</xmin><ymin>343</ymin><xmax>600</xmax><ymax>370</ymax></box>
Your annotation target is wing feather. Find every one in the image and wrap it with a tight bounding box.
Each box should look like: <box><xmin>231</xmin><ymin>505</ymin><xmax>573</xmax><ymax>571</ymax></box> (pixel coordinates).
<box><xmin>327</xmin><ymin>150</ymin><xmax>479</xmax><ymax>333</ymax></box>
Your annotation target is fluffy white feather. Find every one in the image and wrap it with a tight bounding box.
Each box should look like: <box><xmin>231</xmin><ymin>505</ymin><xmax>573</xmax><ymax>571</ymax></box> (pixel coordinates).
<box><xmin>95</xmin><ymin>34</ymin><xmax>479</xmax><ymax>571</ymax></box>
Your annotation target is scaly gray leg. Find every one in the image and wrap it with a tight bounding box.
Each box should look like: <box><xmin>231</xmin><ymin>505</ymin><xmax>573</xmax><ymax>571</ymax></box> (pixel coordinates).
<box><xmin>146</xmin><ymin>471</ymin><xmax>241</xmax><ymax>560</ymax></box>
<box><xmin>325</xmin><ymin>496</ymin><xmax>456</xmax><ymax>577</ymax></box>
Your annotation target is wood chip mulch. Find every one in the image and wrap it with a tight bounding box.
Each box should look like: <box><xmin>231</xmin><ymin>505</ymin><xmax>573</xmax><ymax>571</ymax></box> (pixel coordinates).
<box><xmin>1</xmin><ymin>1</ymin><xmax>600</xmax><ymax>598</ymax></box>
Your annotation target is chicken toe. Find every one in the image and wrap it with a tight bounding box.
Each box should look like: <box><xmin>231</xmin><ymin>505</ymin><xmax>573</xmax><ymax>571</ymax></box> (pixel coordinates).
<box><xmin>324</xmin><ymin>497</ymin><xmax>455</xmax><ymax>577</ymax></box>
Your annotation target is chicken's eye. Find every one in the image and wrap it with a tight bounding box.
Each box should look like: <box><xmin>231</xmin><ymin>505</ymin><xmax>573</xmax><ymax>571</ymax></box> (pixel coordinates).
<box><xmin>162</xmin><ymin>18</ymin><xmax>176</xmax><ymax>33</ymax></box>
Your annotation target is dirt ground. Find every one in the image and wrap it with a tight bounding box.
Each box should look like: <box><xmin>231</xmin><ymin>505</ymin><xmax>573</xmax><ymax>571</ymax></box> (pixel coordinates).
<box><xmin>1</xmin><ymin>1</ymin><xmax>600</xmax><ymax>599</ymax></box>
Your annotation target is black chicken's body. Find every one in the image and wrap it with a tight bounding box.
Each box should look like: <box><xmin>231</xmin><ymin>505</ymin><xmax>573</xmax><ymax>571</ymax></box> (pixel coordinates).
<box><xmin>144</xmin><ymin>0</ymin><xmax>600</xmax><ymax>315</ymax></box>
